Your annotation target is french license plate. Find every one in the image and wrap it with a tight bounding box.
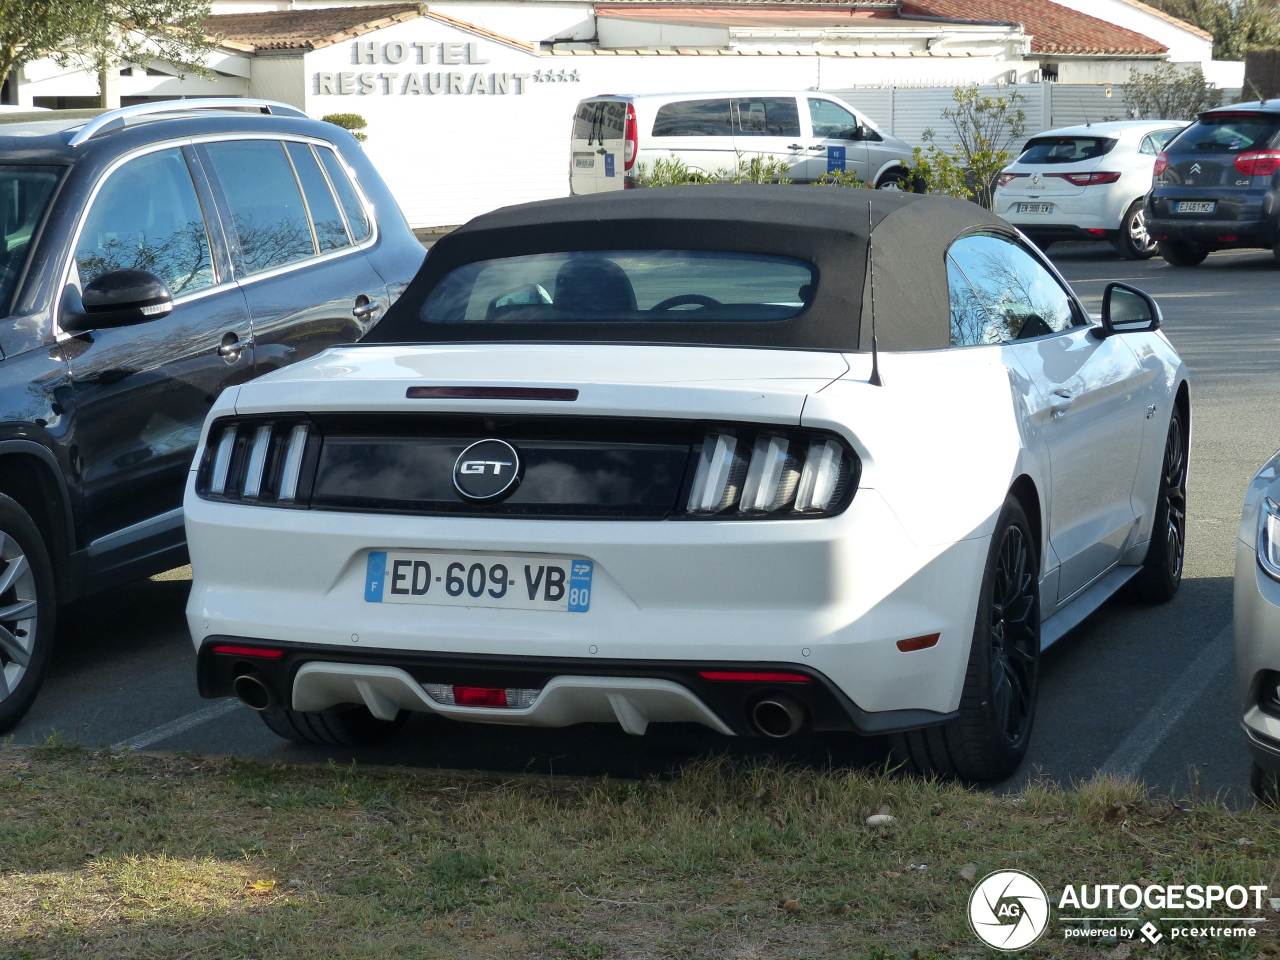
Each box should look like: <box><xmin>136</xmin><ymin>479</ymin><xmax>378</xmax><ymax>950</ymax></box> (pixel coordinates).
<box><xmin>573</xmin><ymin>154</ymin><xmax>595</xmax><ymax>169</ymax></box>
<box><xmin>1017</xmin><ymin>202</ymin><xmax>1053</xmax><ymax>214</ymax></box>
<box><xmin>1175</xmin><ymin>201</ymin><xmax>1215</xmax><ymax>213</ymax></box>
<box><xmin>364</xmin><ymin>551</ymin><xmax>592</xmax><ymax>612</ymax></box>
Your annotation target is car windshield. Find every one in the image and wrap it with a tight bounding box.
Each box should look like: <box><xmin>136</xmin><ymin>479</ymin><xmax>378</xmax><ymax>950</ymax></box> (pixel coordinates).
<box><xmin>1166</xmin><ymin>114</ymin><xmax>1280</xmax><ymax>154</ymax></box>
<box><xmin>1016</xmin><ymin>136</ymin><xmax>1117</xmax><ymax>164</ymax></box>
<box><xmin>0</xmin><ymin>165</ymin><xmax>60</xmax><ymax>315</ymax></box>
<box><xmin>420</xmin><ymin>250</ymin><xmax>815</xmax><ymax>323</ymax></box>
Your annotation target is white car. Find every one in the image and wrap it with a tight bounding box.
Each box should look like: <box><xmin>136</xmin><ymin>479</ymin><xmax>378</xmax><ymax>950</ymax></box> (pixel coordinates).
<box><xmin>995</xmin><ymin>120</ymin><xmax>1186</xmax><ymax>260</ymax></box>
<box><xmin>1233</xmin><ymin>452</ymin><xmax>1280</xmax><ymax>803</ymax></box>
<box><xmin>184</xmin><ymin>187</ymin><xmax>1190</xmax><ymax>782</ymax></box>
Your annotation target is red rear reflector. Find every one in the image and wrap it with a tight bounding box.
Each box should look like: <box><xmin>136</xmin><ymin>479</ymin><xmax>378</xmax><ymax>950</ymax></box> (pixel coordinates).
<box><xmin>699</xmin><ymin>671</ymin><xmax>812</xmax><ymax>682</ymax></box>
<box><xmin>1217</xmin><ymin>235</ymin><xmax>1238</xmax><ymax>241</ymax></box>
<box><xmin>896</xmin><ymin>634</ymin><xmax>940</xmax><ymax>652</ymax></box>
<box><xmin>406</xmin><ymin>386</ymin><xmax>579</xmax><ymax>401</ymax></box>
<box><xmin>210</xmin><ymin>644</ymin><xmax>284</xmax><ymax>659</ymax></box>
<box><xmin>1085</xmin><ymin>228</ymin><xmax>1107</xmax><ymax>236</ymax></box>
<box><xmin>453</xmin><ymin>686</ymin><xmax>508</xmax><ymax>707</ymax></box>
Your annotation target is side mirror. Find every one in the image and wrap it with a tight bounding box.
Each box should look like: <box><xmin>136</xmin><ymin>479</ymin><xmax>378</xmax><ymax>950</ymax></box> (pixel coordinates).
<box><xmin>61</xmin><ymin>269</ymin><xmax>173</xmax><ymax>333</ymax></box>
<box><xmin>1098</xmin><ymin>281</ymin><xmax>1161</xmax><ymax>338</ymax></box>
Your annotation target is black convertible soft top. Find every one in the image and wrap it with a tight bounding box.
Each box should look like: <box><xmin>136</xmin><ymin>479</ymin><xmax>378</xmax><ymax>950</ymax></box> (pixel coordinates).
<box><xmin>370</xmin><ymin>185</ymin><xmax>1010</xmax><ymax>352</ymax></box>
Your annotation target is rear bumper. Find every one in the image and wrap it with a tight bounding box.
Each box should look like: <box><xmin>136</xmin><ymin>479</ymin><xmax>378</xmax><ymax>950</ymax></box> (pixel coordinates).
<box><xmin>198</xmin><ymin>639</ymin><xmax>958</xmax><ymax>737</ymax></box>
<box><xmin>1146</xmin><ymin>216</ymin><xmax>1276</xmax><ymax>248</ymax></box>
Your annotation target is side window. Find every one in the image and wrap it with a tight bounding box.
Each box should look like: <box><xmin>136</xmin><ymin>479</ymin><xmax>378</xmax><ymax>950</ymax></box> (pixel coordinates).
<box><xmin>652</xmin><ymin>99</ymin><xmax>733</xmax><ymax>137</ymax></box>
<box><xmin>734</xmin><ymin>97</ymin><xmax>801</xmax><ymax>137</ymax></box>
<box><xmin>947</xmin><ymin>233</ymin><xmax>1078</xmax><ymax>344</ymax></box>
<box><xmin>808</xmin><ymin>99</ymin><xmax>861</xmax><ymax>140</ymax></box>
<box><xmin>285</xmin><ymin>141</ymin><xmax>349</xmax><ymax>253</ymax></box>
<box><xmin>75</xmin><ymin>147</ymin><xmax>215</xmax><ymax>296</ymax></box>
<box><xmin>1139</xmin><ymin>133</ymin><xmax>1159</xmax><ymax>156</ymax></box>
<box><xmin>316</xmin><ymin>147</ymin><xmax>371</xmax><ymax>243</ymax></box>
<box><xmin>203</xmin><ymin>139</ymin><xmax>317</xmax><ymax>274</ymax></box>
<box><xmin>947</xmin><ymin>255</ymin><xmax>996</xmax><ymax>347</ymax></box>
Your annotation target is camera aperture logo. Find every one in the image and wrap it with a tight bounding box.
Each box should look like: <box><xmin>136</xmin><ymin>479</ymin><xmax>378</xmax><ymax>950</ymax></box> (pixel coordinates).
<box><xmin>968</xmin><ymin>870</ymin><xmax>1050</xmax><ymax>951</ymax></box>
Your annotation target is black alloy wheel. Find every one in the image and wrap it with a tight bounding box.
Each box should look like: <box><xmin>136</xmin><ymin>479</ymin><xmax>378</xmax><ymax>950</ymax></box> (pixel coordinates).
<box><xmin>0</xmin><ymin>493</ymin><xmax>55</xmax><ymax>734</ymax></box>
<box><xmin>891</xmin><ymin>495</ymin><xmax>1039</xmax><ymax>782</ymax></box>
<box><xmin>1113</xmin><ymin>200</ymin><xmax>1159</xmax><ymax>260</ymax></box>
<box><xmin>1134</xmin><ymin>409</ymin><xmax>1187</xmax><ymax>602</ymax></box>
<box><xmin>1158</xmin><ymin>240</ymin><xmax>1210</xmax><ymax>267</ymax></box>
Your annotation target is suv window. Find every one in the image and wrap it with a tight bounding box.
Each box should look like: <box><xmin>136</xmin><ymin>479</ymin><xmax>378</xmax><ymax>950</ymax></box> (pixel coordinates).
<box><xmin>316</xmin><ymin>147</ymin><xmax>370</xmax><ymax>243</ymax></box>
<box><xmin>1017</xmin><ymin>136</ymin><xmax>1117</xmax><ymax>164</ymax></box>
<box><xmin>75</xmin><ymin>147</ymin><xmax>215</xmax><ymax>296</ymax></box>
<box><xmin>203</xmin><ymin>139</ymin><xmax>315</xmax><ymax>274</ymax></box>
<box><xmin>284</xmin><ymin>141</ymin><xmax>348</xmax><ymax>253</ymax></box>
<box><xmin>946</xmin><ymin>233</ymin><xmax>1077</xmax><ymax>345</ymax></box>
<box><xmin>0</xmin><ymin>166</ymin><xmax>59</xmax><ymax>313</ymax></box>
<box><xmin>652</xmin><ymin>99</ymin><xmax>733</xmax><ymax>137</ymax></box>
<box><xmin>734</xmin><ymin>98</ymin><xmax>801</xmax><ymax>138</ymax></box>
<box><xmin>808</xmin><ymin>99</ymin><xmax>861</xmax><ymax>139</ymax></box>
<box><xmin>1166</xmin><ymin>113</ymin><xmax>1280</xmax><ymax>155</ymax></box>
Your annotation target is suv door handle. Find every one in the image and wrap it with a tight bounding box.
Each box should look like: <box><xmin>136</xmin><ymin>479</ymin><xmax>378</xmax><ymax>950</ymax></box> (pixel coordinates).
<box><xmin>808</xmin><ymin>145</ymin><xmax>826</xmax><ymax>151</ymax></box>
<box><xmin>352</xmin><ymin>297</ymin><xmax>381</xmax><ymax>321</ymax></box>
<box><xmin>786</xmin><ymin>143</ymin><xmax>805</xmax><ymax>150</ymax></box>
<box><xmin>217</xmin><ymin>333</ymin><xmax>251</xmax><ymax>361</ymax></box>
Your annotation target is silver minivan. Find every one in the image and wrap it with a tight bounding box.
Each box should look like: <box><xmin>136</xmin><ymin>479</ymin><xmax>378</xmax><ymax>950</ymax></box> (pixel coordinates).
<box><xmin>570</xmin><ymin>91</ymin><xmax>916</xmax><ymax>193</ymax></box>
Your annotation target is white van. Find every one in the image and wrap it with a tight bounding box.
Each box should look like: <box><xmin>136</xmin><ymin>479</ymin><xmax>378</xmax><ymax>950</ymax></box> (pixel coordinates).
<box><xmin>569</xmin><ymin>91</ymin><xmax>916</xmax><ymax>193</ymax></box>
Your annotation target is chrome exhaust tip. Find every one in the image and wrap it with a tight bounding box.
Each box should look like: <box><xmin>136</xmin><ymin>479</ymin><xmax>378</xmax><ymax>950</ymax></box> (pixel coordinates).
<box><xmin>751</xmin><ymin>696</ymin><xmax>806</xmax><ymax>738</ymax></box>
<box><xmin>232</xmin><ymin>672</ymin><xmax>277</xmax><ymax>712</ymax></box>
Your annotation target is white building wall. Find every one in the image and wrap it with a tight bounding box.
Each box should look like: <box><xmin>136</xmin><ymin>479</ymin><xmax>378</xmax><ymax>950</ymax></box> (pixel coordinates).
<box><xmin>1046</xmin><ymin>0</ymin><xmax>1212</xmax><ymax>65</ymax></box>
<box><xmin>303</xmin><ymin>18</ymin><xmax>1027</xmax><ymax>227</ymax></box>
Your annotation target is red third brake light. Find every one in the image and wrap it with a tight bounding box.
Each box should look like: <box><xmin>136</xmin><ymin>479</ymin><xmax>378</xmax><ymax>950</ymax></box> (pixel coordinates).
<box><xmin>624</xmin><ymin>103</ymin><xmax>638</xmax><ymax>170</ymax></box>
<box><xmin>453</xmin><ymin>686</ymin><xmax>508</xmax><ymax>707</ymax></box>
<box><xmin>1153</xmin><ymin>153</ymin><xmax>1169</xmax><ymax>177</ymax></box>
<box><xmin>699</xmin><ymin>671</ymin><xmax>813</xmax><ymax>682</ymax></box>
<box><xmin>1050</xmin><ymin>171</ymin><xmax>1122</xmax><ymax>186</ymax></box>
<box><xmin>1234</xmin><ymin>150</ymin><xmax>1280</xmax><ymax>176</ymax></box>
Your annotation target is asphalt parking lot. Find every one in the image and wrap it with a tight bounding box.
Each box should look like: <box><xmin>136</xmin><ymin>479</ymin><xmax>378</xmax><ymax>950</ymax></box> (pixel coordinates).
<box><xmin>8</xmin><ymin>241</ymin><xmax>1279</xmax><ymax>802</ymax></box>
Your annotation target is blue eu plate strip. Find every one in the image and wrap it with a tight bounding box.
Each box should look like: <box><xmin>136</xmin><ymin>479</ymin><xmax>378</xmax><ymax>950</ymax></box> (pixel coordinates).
<box><xmin>568</xmin><ymin>559</ymin><xmax>593</xmax><ymax>612</ymax></box>
<box><xmin>365</xmin><ymin>551</ymin><xmax>387</xmax><ymax>602</ymax></box>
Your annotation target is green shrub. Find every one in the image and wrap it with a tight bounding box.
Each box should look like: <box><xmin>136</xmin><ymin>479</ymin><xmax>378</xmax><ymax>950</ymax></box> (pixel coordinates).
<box><xmin>320</xmin><ymin>112</ymin><xmax>368</xmax><ymax>143</ymax></box>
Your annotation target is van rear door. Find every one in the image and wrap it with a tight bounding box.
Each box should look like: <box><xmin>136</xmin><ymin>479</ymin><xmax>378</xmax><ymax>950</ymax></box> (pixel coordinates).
<box><xmin>570</xmin><ymin>99</ymin><xmax>627</xmax><ymax>194</ymax></box>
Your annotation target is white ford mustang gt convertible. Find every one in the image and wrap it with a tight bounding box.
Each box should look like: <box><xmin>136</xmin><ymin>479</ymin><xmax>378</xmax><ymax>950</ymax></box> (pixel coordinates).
<box><xmin>185</xmin><ymin>186</ymin><xmax>1190</xmax><ymax>781</ymax></box>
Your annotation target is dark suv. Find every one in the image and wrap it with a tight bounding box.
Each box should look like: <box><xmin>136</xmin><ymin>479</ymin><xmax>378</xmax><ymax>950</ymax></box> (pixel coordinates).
<box><xmin>0</xmin><ymin>99</ymin><xmax>424</xmax><ymax>731</ymax></box>
<box><xmin>1146</xmin><ymin>101</ymin><xmax>1280</xmax><ymax>266</ymax></box>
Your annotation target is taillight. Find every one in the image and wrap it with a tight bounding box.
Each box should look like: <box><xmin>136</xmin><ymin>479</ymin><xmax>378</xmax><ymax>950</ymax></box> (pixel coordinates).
<box><xmin>1153</xmin><ymin>153</ymin><xmax>1169</xmax><ymax>177</ymax></box>
<box><xmin>683</xmin><ymin>429</ymin><xmax>858</xmax><ymax>519</ymax></box>
<box><xmin>1050</xmin><ymin>171</ymin><xmax>1121</xmax><ymax>186</ymax></box>
<box><xmin>198</xmin><ymin>418</ymin><xmax>315</xmax><ymax>506</ymax></box>
<box><xmin>1234</xmin><ymin>150</ymin><xmax>1280</xmax><ymax>176</ymax></box>
<box><xmin>997</xmin><ymin>172</ymin><xmax>1026</xmax><ymax>187</ymax></box>
<box><xmin>624</xmin><ymin>103</ymin><xmax>638</xmax><ymax>170</ymax></box>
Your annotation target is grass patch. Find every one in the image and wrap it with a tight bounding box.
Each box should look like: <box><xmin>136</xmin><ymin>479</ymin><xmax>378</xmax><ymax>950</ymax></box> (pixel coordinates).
<box><xmin>0</xmin><ymin>745</ymin><xmax>1278</xmax><ymax>958</ymax></box>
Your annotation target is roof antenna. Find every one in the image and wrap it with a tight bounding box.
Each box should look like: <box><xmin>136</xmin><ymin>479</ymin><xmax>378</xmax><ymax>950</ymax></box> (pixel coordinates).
<box><xmin>866</xmin><ymin>201</ymin><xmax>883</xmax><ymax>387</ymax></box>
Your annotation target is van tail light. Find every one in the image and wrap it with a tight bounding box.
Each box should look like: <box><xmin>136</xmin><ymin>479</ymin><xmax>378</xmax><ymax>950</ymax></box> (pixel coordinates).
<box><xmin>1234</xmin><ymin>150</ymin><xmax>1280</xmax><ymax>176</ymax></box>
<box><xmin>997</xmin><ymin>172</ymin><xmax>1026</xmax><ymax>187</ymax></box>
<box><xmin>624</xmin><ymin>103</ymin><xmax>638</xmax><ymax>170</ymax></box>
<box><xmin>1049</xmin><ymin>171</ymin><xmax>1121</xmax><ymax>186</ymax></box>
<box><xmin>1153</xmin><ymin>153</ymin><xmax>1169</xmax><ymax>177</ymax></box>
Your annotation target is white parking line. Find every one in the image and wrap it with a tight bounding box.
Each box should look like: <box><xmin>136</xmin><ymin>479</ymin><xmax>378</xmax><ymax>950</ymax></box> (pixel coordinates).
<box><xmin>110</xmin><ymin>698</ymin><xmax>242</xmax><ymax>752</ymax></box>
<box><xmin>1098</xmin><ymin>622</ymin><xmax>1233</xmax><ymax>779</ymax></box>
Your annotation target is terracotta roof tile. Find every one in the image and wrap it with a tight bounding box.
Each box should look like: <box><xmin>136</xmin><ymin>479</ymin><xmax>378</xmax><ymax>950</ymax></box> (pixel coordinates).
<box><xmin>901</xmin><ymin>0</ymin><xmax>1168</xmax><ymax>56</ymax></box>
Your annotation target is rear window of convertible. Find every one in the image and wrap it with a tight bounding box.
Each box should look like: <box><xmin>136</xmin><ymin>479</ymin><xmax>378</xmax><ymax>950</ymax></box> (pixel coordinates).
<box><xmin>419</xmin><ymin>250</ymin><xmax>815</xmax><ymax>323</ymax></box>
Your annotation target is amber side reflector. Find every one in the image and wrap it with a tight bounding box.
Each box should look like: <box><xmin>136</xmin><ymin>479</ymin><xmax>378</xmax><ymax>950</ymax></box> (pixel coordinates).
<box><xmin>896</xmin><ymin>634</ymin><xmax>940</xmax><ymax>653</ymax></box>
<box><xmin>210</xmin><ymin>644</ymin><xmax>284</xmax><ymax>659</ymax></box>
<box><xmin>699</xmin><ymin>671</ymin><xmax>813</xmax><ymax>682</ymax></box>
<box><xmin>406</xmin><ymin>386</ymin><xmax>579</xmax><ymax>401</ymax></box>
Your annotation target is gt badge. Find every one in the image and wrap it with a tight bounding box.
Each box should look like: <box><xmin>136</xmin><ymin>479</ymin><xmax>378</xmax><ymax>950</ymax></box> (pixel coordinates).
<box><xmin>454</xmin><ymin>439</ymin><xmax>522</xmax><ymax>502</ymax></box>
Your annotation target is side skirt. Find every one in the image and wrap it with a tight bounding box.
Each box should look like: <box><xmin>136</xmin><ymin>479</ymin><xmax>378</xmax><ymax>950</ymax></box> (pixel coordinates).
<box><xmin>1041</xmin><ymin>564</ymin><xmax>1143</xmax><ymax>651</ymax></box>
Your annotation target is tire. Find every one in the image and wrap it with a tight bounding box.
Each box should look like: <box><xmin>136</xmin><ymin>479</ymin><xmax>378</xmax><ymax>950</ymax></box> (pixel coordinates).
<box><xmin>258</xmin><ymin>702</ymin><xmax>407</xmax><ymax>747</ymax></box>
<box><xmin>1112</xmin><ymin>200</ymin><xmax>1159</xmax><ymax>260</ymax></box>
<box><xmin>876</xmin><ymin>168</ymin><xmax>912</xmax><ymax>191</ymax></box>
<box><xmin>891</xmin><ymin>496</ymin><xmax>1039</xmax><ymax>782</ymax></box>
<box><xmin>1251</xmin><ymin>762</ymin><xmax>1280</xmax><ymax>807</ymax></box>
<box><xmin>1159</xmin><ymin>240</ymin><xmax>1209</xmax><ymax>266</ymax></box>
<box><xmin>0</xmin><ymin>494</ymin><xmax>55</xmax><ymax>735</ymax></box>
<box><xmin>1132</xmin><ymin>408</ymin><xmax>1187</xmax><ymax>602</ymax></box>
<box><xmin>1273</xmin><ymin>240</ymin><xmax>1280</xmax><ymax>267</ymax></box>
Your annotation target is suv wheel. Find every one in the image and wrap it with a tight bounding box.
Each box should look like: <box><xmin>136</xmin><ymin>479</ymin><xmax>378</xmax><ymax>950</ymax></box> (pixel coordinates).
<box><xmin>0</xmin><ymin>494</ymin><xmax>56</xmax><ymax>734</ymax></box>
<box><xmin>1113</xmin><ymin>201</ymin><xmax>1158</xmax><ymax>260</ymax></box>
<box><xmin>890</xmin><ymin>495</ymin><xmax>1039</xmax><ymax>782</ymax></box>
<box><xmin>1159</xmin><ymin>240</ymin><xmax>1209</xmax><ymax>267</ymax></box>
